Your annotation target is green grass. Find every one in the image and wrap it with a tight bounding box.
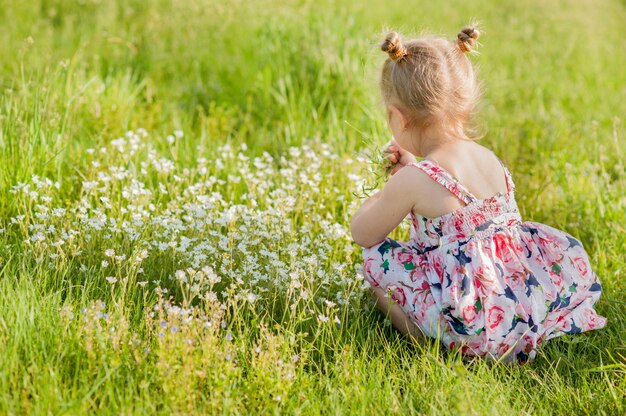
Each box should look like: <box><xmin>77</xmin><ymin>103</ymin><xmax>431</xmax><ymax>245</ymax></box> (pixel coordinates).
<box><xmin>0</xmin><ymin>0</ymin><xmax>625</xmax><ymax>414</ymax></box>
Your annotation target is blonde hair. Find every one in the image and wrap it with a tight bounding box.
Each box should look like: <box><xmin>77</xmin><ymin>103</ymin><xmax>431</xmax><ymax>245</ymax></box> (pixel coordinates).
<box><xmin>380</xmin><ymin>25</ymin><xmax>482</xmax><ymax>139</ymax></box>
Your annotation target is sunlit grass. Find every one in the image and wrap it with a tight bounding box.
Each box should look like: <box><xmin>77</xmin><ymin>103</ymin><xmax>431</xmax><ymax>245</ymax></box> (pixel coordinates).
<box><xmin>0</xmin><ymin>0</ymin><xmax>624</xmax><ymax>414</ymax></box>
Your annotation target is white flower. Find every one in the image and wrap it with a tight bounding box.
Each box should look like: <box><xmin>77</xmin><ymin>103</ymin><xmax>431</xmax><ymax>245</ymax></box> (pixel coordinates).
<box><xmin>106</xmin><ymin>276</ymin><xmax>118</xmax><ymax>284</ymax></box>
<box><xmin>317</xmin><ymin>314</ymin><xmax>329</xmax><ymax>323</ymax></box>
<box><xmin>246</xmin><ymin>293</ymin><xmax>258</xmax><ymax>304</ymax></box>
<box><xmin>105</xmin><ymin>249</ymin><xmax>115</xmax><ymax>257</ymax></box>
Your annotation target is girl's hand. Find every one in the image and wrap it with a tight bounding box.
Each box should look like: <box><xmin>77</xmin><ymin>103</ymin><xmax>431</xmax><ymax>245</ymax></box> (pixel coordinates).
<box><xmin>384</xmin><ymin>140</ymin><xmax>418</xmax><ymax>175</ymax></box>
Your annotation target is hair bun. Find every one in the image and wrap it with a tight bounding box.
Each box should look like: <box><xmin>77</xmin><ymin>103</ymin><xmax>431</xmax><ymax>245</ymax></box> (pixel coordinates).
<box><xmin>381</xmin><ymin>32</ymin><xmax>408</xmax><ymax>61</ymax></box>
<box><xmin>457</xmin><ymin>26</ymin><xmax>480</xmax><ymax>53</ymax></box>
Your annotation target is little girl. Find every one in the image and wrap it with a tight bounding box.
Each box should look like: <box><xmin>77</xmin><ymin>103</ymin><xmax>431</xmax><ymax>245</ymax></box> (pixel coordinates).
<box><xmin>351</xmin><ymin>26</ymin><xmax>607</xmax><ymax>363</ymax></box>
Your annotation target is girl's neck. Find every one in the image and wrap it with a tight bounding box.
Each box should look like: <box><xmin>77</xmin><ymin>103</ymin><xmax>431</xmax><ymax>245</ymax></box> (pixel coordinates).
<box><xmin>415</xmin><ymin>129</ymin><xmax>470</xmax><ymax>158</ymax></box>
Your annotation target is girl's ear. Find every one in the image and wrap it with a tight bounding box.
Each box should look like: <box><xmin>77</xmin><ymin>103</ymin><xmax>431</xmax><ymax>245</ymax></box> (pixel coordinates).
<box><xmin>389</xmin><ymin>105</ymin><xmax>408</xmax><ymax>130</ymax></box>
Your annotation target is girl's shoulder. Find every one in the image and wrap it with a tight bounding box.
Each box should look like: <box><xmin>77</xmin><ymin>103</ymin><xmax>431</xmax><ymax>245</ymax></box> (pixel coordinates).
<box><xmin>393</xmin><ymin>162</ymin><xmax>469</xmax><ymax>219</ymax></box>
<box><xmin>385</xmin><ymin>163</ymin><xmax>440</xmax><ymax>198</ymax></box>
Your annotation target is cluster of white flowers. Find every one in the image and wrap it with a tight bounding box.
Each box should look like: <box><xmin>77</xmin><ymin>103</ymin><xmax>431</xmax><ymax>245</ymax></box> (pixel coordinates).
<box><xmin>7</xmin><ymin>129</ymin><xmax>385</xmax><ymax>326</ymax></box>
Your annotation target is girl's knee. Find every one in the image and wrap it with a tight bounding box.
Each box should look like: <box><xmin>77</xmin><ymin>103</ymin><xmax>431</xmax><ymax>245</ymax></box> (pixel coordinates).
<box><xmin>369</xmin><ymin>286</ymin><xmax>387</xmax><ymax>311</ymax></box>
<box><xmin>369</xmin><ymin>285</ymin><xmax>387</xmax><ymax>302</ymax></box>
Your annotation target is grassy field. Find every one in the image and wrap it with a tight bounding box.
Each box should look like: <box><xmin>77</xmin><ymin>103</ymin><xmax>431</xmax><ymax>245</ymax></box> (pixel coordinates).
<box><xmin>1</xmin><ymin>0</ymin><xmax>625</xmax><ymax>414</ymax></box>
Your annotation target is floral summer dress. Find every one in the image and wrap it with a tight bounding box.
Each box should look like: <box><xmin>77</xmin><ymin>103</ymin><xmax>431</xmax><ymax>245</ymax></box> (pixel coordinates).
<box><xmin>362</xmin><ymin>158</ymin><xmax>607</xmax><ymax>363</ymax></box>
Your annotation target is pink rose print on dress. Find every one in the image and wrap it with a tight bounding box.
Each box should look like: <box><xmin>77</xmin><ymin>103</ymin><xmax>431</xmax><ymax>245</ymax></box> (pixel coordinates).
<box><xmin>449</xmin><ymin>233</ymin><xmax>464</xmax><ymax>242</ymax></box>
<box><xmin>549</xmin><ymin>268</ymin><xmax>564</xmax><ymax>289</ymax></box>
<box><xmin>433</xmin><ymin>259</ymin><xmax>445</xmax><ymax>283</ymax></box>
<box><xmin>462</xmin><ymin>304</ymin><xmax>478</xmax><ymax>325</ymax></box>
<box><xmin>537</xmin><ymin>236</ymin><xmax>565</xmax><ymax>263</ymax></box>
<box><xmin>413</xmin><ymin>282</ymin><xmax>439</xmax><ymax>322</ymax></box>
<box><xmin>536</xmin><ymin>334</ymin><xmax>547</xmax><ymax>347</ymax></box>
<box><xmin>473</xmin><ymin>263</ymin><xmax>497</xmax><ymax>297</ymax></box>
<box><xmin>447</xmin><ymin>280</ymin><xmax>461</xmax><ymax>303</ymax></box>
<box><xmin>415</xmin><ymin>254</ymin><xmax>430</xmax><ymax>270</ymax></box>
<box><xmin>411</xmin><ymin>302</ymin><xmax>427</xmax><ymax>323</ymax></box>
<box><xmin>493</xmin><ymin>234</ymin><xmax>525</xmax><ymax>273</ymax></box>
<box><xmin>542</xmin><ymin>312</ymin><xmax>560</xmax><ymax>332</ymax></box>
<box><xmin>453</xmin><ymin>216</ymin><xmax>465</xmax><ymax>233</ymax></box>
<box><xmin>493</xmin><ymin>234</ymin><xmax>514</xmax><ymax>263</ymax></box>
<box><xmin>466</xmin><ymin>339</ymin><xmax>486</xmax><ymax>356</ymax></box>
<box><xmin>504</xmin><ymin>269</ymin><xmax>528</xmax><ymax>294</ymax></box>
<box><xmin>364</xmin><ymin>257</ymin><xmax>383</xmax><ymax>287</ymax></box>
<box><xmin>459</xmin><ymin>339</ymin><xmax>487</xmax><ymax>357</ymax></box>
<box><xmin>397</xmin><ymin>251</ymin><xmax>414</xmax><ymax>265</ymax></box>
<box><xmin>555</xmin><ymin>311</ymin><xmax>573</xmax><ymax>333</ymax></box>
<box><xmin>495</xmin><ymin>342</ymin><xmax>514</xmax><ymax>358</ymax></box>
<box><xmin>454</xmin><ymin>263</ymin><xmax>468</xmax><ymax>277</ymax></box>
<box><xmin>387</xmin><ymin>285</ymin><xmax>407</xmax><ymax>307</ymax></box>
<box><xmin>466</xmin><ymin>239</ymin><xmax>478</xmax><ymax>251</ymax></box>
<box><xmin>571</xmin><ymin>256</ymin><xmax>589</xmax><ymax>279</ymax></box>
<box><xmin>488</xmin><ymin>305</ymin><xmax>505</xmax><ymax>329</ymax></box>
<box><xmin>411</xmin><ymin>291</ymin><xmax>437</xmax><ymax>326</ymax></box>
<box><xmin>506</xmin><ymin>217</ymin><xmax>518</xmax><ymax>226</ymax></box>
<box><xmin>471</xmin><ymin>212</ymin><xmax>486</xmax><ymax>226</ymax></box>
<box><xmin>579</xmin><ymin>308</ymin><xmax>602</xmax><ymax>331</ymax></box>
<box><xmin>521</xmin><ymin>335</ymin><xmax>535</xmax><ymax>354</ymax></box>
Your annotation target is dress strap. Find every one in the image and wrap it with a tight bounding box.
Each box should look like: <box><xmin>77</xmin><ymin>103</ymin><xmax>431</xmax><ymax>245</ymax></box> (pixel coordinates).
<box><xmin>494</xmin><ymin>155</ymin><xmax>516</xmax><ymax>193</ymax></box>
<box><xmin>406</xmin><ymin>159</ymin><xmax>477</xmax><ymax>205</ymax></box>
